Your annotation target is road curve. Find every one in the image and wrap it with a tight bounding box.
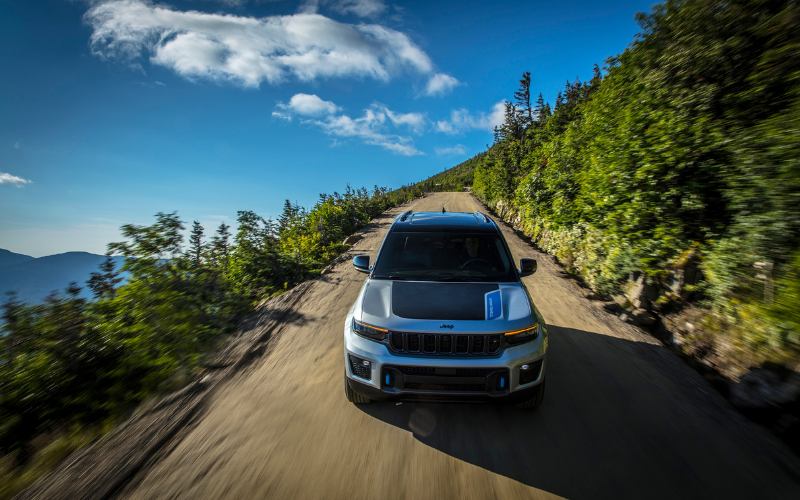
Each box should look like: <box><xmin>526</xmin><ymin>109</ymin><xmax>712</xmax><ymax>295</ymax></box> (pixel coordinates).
<box><xmin>123</xmin><ymin>192</ymin><xmax>800</xmax><ymax>500</ymax></box>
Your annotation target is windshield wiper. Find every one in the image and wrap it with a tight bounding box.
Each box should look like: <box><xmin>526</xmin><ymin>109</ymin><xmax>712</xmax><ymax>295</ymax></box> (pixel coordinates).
<box><xmin>372</xmin><ymin>275</ymin><xmax>412</xmax><ymax>280</ymax></box>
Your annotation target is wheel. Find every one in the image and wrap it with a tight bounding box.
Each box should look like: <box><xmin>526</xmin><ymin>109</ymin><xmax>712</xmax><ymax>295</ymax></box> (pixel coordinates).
<box><xmin>516</xmin><ymin>378</ymin><xmax>545</xmax><ymax>410</ymax></box>
<box><xmin>344</xmin><ymin>373</ymin><xmax>371</xmax><ymax>404</ymax></box>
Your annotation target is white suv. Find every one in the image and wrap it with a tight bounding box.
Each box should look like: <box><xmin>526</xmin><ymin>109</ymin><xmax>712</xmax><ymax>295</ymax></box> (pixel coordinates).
<box><xmin>343</xmin><ymin>210</ymin><xmax>547</xmax><ymax>408</ymax></box>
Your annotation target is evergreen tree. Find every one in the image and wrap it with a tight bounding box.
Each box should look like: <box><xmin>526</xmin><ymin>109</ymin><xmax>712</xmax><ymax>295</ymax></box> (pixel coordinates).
<box><xmin>87</xmin><ymin>256</ymin><xmax>123</xmax><ymax>300</ymax></box>
<box><xmin>514</xmin><ymin>71</ymin><xmax>532</xmax><ymax>128</ymax></box>
<box><xmin>188</xmin><ymin>221</ymin><xmax>205</xmax><ymax>268</ymax></box>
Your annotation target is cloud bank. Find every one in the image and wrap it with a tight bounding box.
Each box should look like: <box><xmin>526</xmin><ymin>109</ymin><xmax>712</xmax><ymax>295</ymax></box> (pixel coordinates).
<box><xmin>301</xmin><ymin>0</ymin><xmax>387</xmax><ymax>18</ymax></box>
<box><xmin>436</xmin><ymin>101</ymin><xmax>506</xmax><ymax>134</ymax></box>
<box><xmin>435</xmin><ymin>144</ymin><xmax>467</xmax><ymax>156</ymax></box>
<box><xmin>274</xmin><ymin>93</ymin><xmax>341</xmax><ymax>119</ymax></box>
<box><xmin>424</xmin><ymin>73</ymin><xmax>460</xmax><ymax>97</ymax></box>
<box><xmin>276</xmin><ymin>95</ymin><xmax>425</xmax><ymax>155</ymax></box>
<box><xmin>0</xmin><ymin>172</ymin><xmax>32</xmax><ymax>187</ymax></box>
<box><xmin>84</xmin><ymin>0</ymin><xmax>456</xmax><ymax>91</ymax></box>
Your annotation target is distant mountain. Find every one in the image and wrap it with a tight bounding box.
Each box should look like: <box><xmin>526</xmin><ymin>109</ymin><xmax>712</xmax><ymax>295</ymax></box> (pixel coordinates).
<box><xmin>0</xmin><ymin>249</ymin><xmax>34</xmax><ymax>268</ymax></box>
<box><xmin>0</xmin><ymin>251</ymin><xmax>127</xmax><ymax>305</ymax></box>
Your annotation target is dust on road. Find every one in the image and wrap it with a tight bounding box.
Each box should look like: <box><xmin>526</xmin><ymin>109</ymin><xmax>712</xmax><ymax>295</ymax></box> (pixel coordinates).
<box><xmin>123</xmin><ymin>193</ymin><xmax>800</xmax><ymax>500</ymax></box>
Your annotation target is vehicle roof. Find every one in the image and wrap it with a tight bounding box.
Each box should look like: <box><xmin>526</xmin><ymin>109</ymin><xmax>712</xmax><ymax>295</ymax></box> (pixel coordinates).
<box><xmin>391</xmin><ymin>211</ymin><xmax>499</xmax><ymax>233</ymax></box>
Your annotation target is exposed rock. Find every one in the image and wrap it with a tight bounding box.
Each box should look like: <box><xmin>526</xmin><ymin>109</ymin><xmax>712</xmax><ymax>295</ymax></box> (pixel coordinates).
<box><xmin>612</xmin><ymin>294</ymin><xmax>629</xmax><ymax>308</ymax></box>
<box><xmin>665</xmin><ymin>250</ymin><xmax>703</xmax><ymax>298</ymax></box>
<box><xmin>730</xmin><ymin>369</ymin><xmax>800</xmax><ymax>411</ymax></box>
<box><xmin>602</xmin><ymin>301</ymin><xmax>622</xmax><ymax>313</ymax></box>
<box><xmin>343</xmin><ymin>234</ymin><xmax>362</xmax><ymax>245</ymax></box>
<box><xmin>320</xmin><ymin>268</ymin><xmax>332</xmax><ymax>276</ymax></box>
<box><xmin>627</xmin><ymin>275</ymin><xmax>659</xmax><ymax>311</ymax></box>
<box><xmin>631</xmin><ymin>309</ymin><xmax>657</xmax><ymax>327</ymax></box>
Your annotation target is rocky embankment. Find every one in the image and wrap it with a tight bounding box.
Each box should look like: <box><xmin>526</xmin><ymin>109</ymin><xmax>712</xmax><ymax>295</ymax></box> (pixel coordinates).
<box><xmin>486</xmin><ymin>197</ymin><xmax>800</xmax><ymax>453</ymax></box>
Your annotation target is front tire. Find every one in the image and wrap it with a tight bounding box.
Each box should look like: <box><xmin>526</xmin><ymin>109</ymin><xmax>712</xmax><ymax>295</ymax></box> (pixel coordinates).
<box><xmin>345</xmin><ymin>373</ymin><xmax>371</xmax><ymax>404</ymax></box>
<box><xmin>516</xmin><ymin>378</ymin><xmax>545</xmax><ymax>409</ymax></box>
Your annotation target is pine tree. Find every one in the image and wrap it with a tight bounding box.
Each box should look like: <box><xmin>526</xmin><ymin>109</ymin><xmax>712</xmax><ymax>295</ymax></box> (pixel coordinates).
<box><xmin>513</xmin><ymin>71</ymin><xmax>532</xmax><ymax>128</ymax></box>
<box><xmin>188</xmin><ymin>221</ymin><xmax>205</xmax><ymax>268</ymax></box>
<box><xmin>211</xmin><ymin>222</ymin><xmax>231</xmax><ymax>274</ymax></box>
<box><xmin>87</xmin><ymin>256</ymin><xmax>123</xmax><ymax>299</ymax></box>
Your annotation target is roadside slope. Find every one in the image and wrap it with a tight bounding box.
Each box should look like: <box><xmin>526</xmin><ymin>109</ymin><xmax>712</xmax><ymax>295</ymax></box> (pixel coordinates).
<box><xmin>123</xmin><ymin>192</ymin><xmax>800</xmax><ymax>500</ymax></box>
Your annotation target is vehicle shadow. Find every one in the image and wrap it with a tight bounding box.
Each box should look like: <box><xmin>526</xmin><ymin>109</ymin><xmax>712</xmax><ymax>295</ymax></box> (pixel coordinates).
<box><xmin>356</xmin><ymin>325</ymin><xmax>788</xmax><ymax>500</ymax></box>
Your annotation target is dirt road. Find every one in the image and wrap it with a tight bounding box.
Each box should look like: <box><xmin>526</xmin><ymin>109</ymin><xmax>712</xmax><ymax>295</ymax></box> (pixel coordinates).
<box><xmin>122</xmin><ymin>192</ymin><xmax>800</xmax><ymax>500</ymax></box>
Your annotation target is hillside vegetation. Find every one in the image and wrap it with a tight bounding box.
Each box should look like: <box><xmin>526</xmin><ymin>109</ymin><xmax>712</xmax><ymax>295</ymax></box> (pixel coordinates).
<box><xmin>470</xmin><ymin>0</ymin><xmax>799</xmax><ymax>374</ymax></box>
<box><xmin>0</xmin><ymin>184</ymin><xmax>432</xmax><ymax>497</ymax></box>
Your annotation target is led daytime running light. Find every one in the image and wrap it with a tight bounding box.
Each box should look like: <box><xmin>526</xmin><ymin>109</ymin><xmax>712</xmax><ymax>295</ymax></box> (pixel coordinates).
<box><xmin>504</xmin><ymin>324</ymin><xmax>539</xmax><ymax>336</ymax></box>
<box><xmin>353</xmin><ymin>319</ymin><xmax>388</xmax><ymax>333</ymax></box>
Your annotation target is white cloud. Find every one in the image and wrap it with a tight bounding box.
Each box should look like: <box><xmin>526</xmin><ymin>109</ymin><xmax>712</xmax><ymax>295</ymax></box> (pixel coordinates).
<box><xmin>14</xmin><ymin>139</ymin><xmax>22</xmax><ymax>149</ymax></box>
<box><xmin>435</xmin><ymin>144</ymin><xmax>467</xmax><ymax>156</ymax></box>
<box><xmin>374</xmin><ymin>104</ymin><xmax>425</xmax><ymax>133</ymax></box>
<box><xmin>424</xmin><ymin>73</ymin><xmax>460</xmax><ymax>96</ymax></box>
<box><xmin>436</xmin><ymin>101</ymin><xmax>506</xmax><ymax>135</ymax></box>
<box><xmin>0</xmin><ymin>172</ymin><xmax>32</xmax><ymax>187</ymax></box>
<box><xmin>84</xmin><ymin>0</ymin><xmax>433</xmax><ymax>88</ymax></box>
<box><xmin>301</xmin><ymin>0</ymin><xmax>387</xmax><ymax>18</ymax></box>
<box><xmin>275</xmin><ymin>95</ymin><xmax>424</xmax><ymax>155</ymax></box>
<box><xmin>276</xmin><ymin>93</ymin><xmax>341</xmax><ymax>117</ymax></box>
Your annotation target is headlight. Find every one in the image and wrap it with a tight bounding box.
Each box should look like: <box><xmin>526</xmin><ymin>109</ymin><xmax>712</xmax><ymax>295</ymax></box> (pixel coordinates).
<box><xmin>352</xmin><ymin>318</ymin><xmax>387</xmax><ymax>341</ymax></box>
<box><xmin>504</xmin><ymin>324</ymin><xmax>539</xmax><ymax>345</ymax></box>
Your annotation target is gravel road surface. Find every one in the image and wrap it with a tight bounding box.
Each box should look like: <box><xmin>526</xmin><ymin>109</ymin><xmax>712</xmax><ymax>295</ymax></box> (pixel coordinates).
<box><xmin>122</xmin><ymin>192</ymin><xmax>800</xmax><ymax>500</ymax></box>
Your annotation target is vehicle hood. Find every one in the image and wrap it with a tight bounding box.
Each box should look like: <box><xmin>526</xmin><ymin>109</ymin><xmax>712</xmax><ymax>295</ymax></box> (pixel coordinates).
<box><xmin>355</xmin><ymin>279</ymin><xmax>533</xmax><ymax>333</ymax></box>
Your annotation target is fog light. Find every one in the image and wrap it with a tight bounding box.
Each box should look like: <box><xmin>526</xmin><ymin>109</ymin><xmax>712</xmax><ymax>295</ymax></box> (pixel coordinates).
<box><xmin>519</xmin><ymin>360</ymin><xmax>543</xmax><ymax>385</ymax></box>
<box><xmin>348</xmin><ymin>354</ymin><xmax>372</xmax><ymax>380</ymax></box>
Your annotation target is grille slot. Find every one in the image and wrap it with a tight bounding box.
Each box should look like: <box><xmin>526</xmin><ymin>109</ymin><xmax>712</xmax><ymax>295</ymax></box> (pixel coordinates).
<box><xmin>391</xmin><ymin>332</ymin><xmax>404</xmax><ymax>350</ymax></box>
<box><xmin>487</xmin><ymin>335</ymin><xmax>502</xmax><ymax>353</ymax></box>
<box><xmin>472</xmin><ymin>335</ymin><xmax>485</xmax><ymax>354</ymax></box>
<box><xmin>455</xmin><ymin>335</ymin><xmax>469</xmax><ymax>354</ymax></box>
<box><xmin>440</xmin><ymin>335</ymin><xmax>452</xmax><ymax>353</ymax></box>
<box><xmin>407</xmin><ymin>333</ymin><xmax>420</xmax><ymax>352</ymax></box>
<box><xmin>423</xmin><ymin>334</ymin><xmax>437</xmax><ymax>353</ymax></box>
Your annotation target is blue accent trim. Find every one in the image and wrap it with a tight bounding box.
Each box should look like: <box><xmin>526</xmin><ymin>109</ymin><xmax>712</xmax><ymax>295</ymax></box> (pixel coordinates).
<box><xmin>500</xmin><ymin>377</ymin><xmax>505</xmax><ymax>388</ymax></box>
<box><xmin>485</xmin><ymin>289</ymin><xmax>502</xmax><ymax>320</ymax></box>
<box><xmin>385</xmin><ymin>374</ymin><xmax>390</xmax><ymax>385</ymax></box>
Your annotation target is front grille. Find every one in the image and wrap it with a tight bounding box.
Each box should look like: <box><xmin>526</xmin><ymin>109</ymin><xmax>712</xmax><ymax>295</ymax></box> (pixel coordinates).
<box><xmin>348</xmin><ymin>355</ymin><xmax>371</xmax><ymax>380</ymax></box>
<box><xmin>383</xmin><ymin>365</ymin><xmax>510</xmax><ymax>396</ymax></box>
<box><xmin>455</xmin><ymin>367</ymin><xmax>493</xmax><ymax>377</ymax></box>
<box><xmin>389</xmin><ymin>332</ymin><xmax>502</xmax><ymax>356</ymax></box>
<box><xmin>395</xmin><ymin>366</ymin><xmax>436</xmax><ymax>376</ymax></box>
<box><xmin>405</xmin><ymin>383</ymin><xmax>485</xmax><ymax>392</ymax></box>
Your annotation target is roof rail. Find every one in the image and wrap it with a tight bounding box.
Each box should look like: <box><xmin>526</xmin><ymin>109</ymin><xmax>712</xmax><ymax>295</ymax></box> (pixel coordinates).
<box><xmin>473</xmin><ymin>211</ymin><xmax>491</xmax><ymax>223</ymax></box>
<box><xmin>399</xmin><ymin>210</ymin><xmax>413</xmax><ymax>221</ymax></box>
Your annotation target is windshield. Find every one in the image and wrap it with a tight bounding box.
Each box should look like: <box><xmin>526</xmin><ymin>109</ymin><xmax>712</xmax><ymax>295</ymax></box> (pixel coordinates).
<box><xmin>372</xmin><ymin>231</ymin><xmax>517</xmax><ymax>282</ymax></box>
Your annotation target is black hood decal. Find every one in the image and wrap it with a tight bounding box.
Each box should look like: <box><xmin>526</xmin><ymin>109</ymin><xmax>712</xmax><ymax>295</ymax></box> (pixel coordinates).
<box><xmin>392</xmin><ymin>282</ymin><xmax>499</xmax><ymax>320</ymax></box>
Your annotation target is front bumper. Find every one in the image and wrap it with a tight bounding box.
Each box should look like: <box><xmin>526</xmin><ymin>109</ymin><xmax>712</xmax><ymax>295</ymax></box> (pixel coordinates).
<box><xmin>344</xmin><ymin>320</ymin><xmax>547</xmax><ymax>404</ymax></box>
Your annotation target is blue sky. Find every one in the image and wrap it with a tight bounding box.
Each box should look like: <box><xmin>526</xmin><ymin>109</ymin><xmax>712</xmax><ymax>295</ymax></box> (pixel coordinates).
<box><xmin>1</xmin><ymin>0</ymin><xmax>654</xmax><ymax>257</ymax></box>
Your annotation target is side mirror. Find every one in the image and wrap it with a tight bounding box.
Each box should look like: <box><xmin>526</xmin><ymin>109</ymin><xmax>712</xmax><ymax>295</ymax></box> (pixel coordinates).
<box><xmin>519</xmin><ymin>258</ymin><xmax>537</xmax><ymax>277</ymax></box>
<box><xmin>353</xmin><ymin>255</ymin><xmax>371</xmax><ymax>274</ymax></box>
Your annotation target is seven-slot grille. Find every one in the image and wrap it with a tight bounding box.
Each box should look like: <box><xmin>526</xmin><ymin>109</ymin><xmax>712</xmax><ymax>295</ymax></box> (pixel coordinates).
<box><xmin>389</xmin><ymin>332</ymin><xmax>503</xmax><ymax>356</ymax></box>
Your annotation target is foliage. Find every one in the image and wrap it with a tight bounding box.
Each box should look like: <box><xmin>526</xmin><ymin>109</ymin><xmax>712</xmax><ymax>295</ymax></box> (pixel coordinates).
<box><xmin>471</xmin><ymin>0</ymin><xmax>800</xmax><ymax>361</ymax></box>
<box><xmin>0</xmin><ymin>182</ymin><xmax>423</xmax><ymax>479</ymax></box>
